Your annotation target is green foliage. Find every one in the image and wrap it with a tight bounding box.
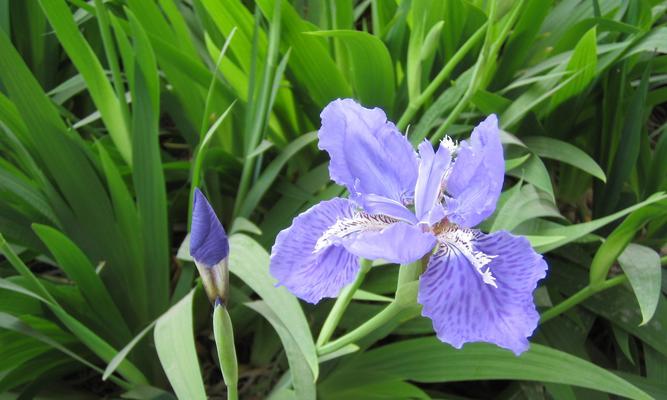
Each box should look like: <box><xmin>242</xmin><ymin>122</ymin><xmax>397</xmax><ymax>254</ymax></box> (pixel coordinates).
<box><xmin>0</xmin><ymin>0</ymin><xmax>666</xmax><ymax>399</ymax></box>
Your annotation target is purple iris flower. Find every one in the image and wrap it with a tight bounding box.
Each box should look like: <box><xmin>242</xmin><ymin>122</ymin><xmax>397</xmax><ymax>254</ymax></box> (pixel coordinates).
<box><xmin>191</xmin><ymin>188</ymin><xmax>230</xmax><ymax>305</ymax></box>
<box><xmin>269</xmin><ymin>99</ymin><xmax>547</xmax><ymax>355</ymax></box>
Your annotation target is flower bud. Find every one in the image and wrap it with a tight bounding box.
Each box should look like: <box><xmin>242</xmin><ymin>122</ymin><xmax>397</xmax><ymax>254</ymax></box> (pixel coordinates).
<box><xmin>190</xmin><ymin>188</ymin><xmax>229</xmax><ymax>304</ymax></box>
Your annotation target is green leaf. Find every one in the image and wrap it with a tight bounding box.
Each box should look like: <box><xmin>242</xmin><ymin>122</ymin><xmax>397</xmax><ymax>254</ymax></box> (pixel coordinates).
<box><xmin>128</xmin><ymin>12</ymin><xmax>170</xmax><ymax>318</ymax></box>
<box><xmin>352</xmin><ymin>290</ymin><xmax>393</xmax><ymax>303</ymax></box>
<box><xmin>39</xmin><ymin>0</ymin><xmax>132</xmax><ymax>164</ymax></box>
<box><xmin>246</xmin><ymin>301</ymin><xmax>315</xmax><ymax>399</ymax></box>
<box><xmin>599</xmin><ymin>62</ymin><xmax>651</xmax><ymax>215</ymax></box>
<box><xmin>230</xmin><ymin>217</ymin><xmax>262</xmax><ymax>236</ymax></box>
<box><xmin>96</xmin><ymin>142</ymin><xmax>147</xmax><ymax>320</ymax></box>
<box><xmin>239</xmin><ymin>132</ymin><xmax>318</xmax><ymax>217</ymax></box>
<box><xmin>0</xmin><ymin>268</ymin><xmax>147</xmax><ymax>386</ymax></box>
<box><xmin>419</xmin><ymin>20</ymin><xmax>444</xmax><ymax>62</ymax></box>
<box><xmin>589</xmin><ymin>199</ymin><xmax>667</xmax><ymax>284</ymax></box>
<box><xmin>500</xmin><ymin>70</ymin><xmax>579</xmax><ymax>129</ymax></box>
<box><xmin>32</xmin><ymin>224</ymin><xmax>131</xmax><ymax>343</ymax></box>
<box><xmin>256</xmin><ymin>0</ymin><xmax>352</xmax><ymax>107</ymax></box>
<box><xmin>310</xmin><ymin>30</ymin><xmax>395</xmax><ymax>110</ymax></box>
<box><xmin>523</xmin><ymin>136</ymin><xmax>606</xmax><ymax>182</ymax></box>
<box><xmin>0</xmin><ymin>25</ymin><xmax>144</xmax><ymax>329</ymax></box>
<box><xmin>618</xmin><ymin>244</ymin><xmax>662</xmax><ymax>325</ymax></box>
<box><xmin>534</xmin><ymin>192</ymin><xmax>667</xmax><ymax>253</ymax></box>
<box><xmin>103</xmin><ymin>320</ymin><xmax>157</xmax><ymax>381</ymax></box>
<box><xmin>550</xmin><ymin>27</ymin><xmax>597</xmax><ymax>108</ymax></box>
<box><xmin>228</xmin><ymin>234</ymin><xmax>319</xmax><ymax>380</ymax></box>
<box><xmin>154</xmin><ymin>289</ymin><xmax>206</xmax><ymax>400</ymax></box>
<box><xmin>327</xmin><ymin>337</ymin><xmax>651</xmax><ymax>400</ymax></box>
<box><xmin>491</xmin><ymin>183</ymin><xmax>563</xmax><ymax>232</ymax></box>
<box><xmin>507</xmin><ymin>154</ymin><xmax>555</xmax><ymax>202</ymax></box>
<box><xmin>549</xmin><ymin>266</ymin><xmax>667</xmax><ymax>359</ymax></box>
<box><xmin>0</xmin><ymin>312</ymin><xmax>128</xmax><ymax>387</ymax></box>
<box><xmin>504</xmin><ymin>153</ymin><xmax>531</xmax><ymax>171</ymax></box>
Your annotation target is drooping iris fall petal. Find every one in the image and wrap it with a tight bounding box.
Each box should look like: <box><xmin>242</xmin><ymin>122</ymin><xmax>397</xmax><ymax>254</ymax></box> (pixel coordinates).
<box><xmin>270</xmin><ymin>198</ymin><xmax>361</xmax><ymax>304</ymax></box>
<box><xmin>418</xmin><ymin>230</ymin><xmax>547</xmax><ymax>355</ymax></box>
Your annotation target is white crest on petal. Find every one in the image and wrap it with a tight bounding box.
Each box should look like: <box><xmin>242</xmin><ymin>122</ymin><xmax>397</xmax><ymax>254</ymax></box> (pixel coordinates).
<box><xmin>441</xmin><ymin>135</ymin><xmax>459</xmax><ymax>156</ymax></box>
<box><xmin>437</xmin><ymin>226</ymin><xmax>498</xmax><ymax>288</ymax></box>
<box><xmin>436</xmin><ymin>136</ymin><xmax>458</xmax><ymax>202</ymax></box>
<box><xmin>314</xmin><ymin>212</ymin><xmax>398</xmax><ymax>253</ymax></box>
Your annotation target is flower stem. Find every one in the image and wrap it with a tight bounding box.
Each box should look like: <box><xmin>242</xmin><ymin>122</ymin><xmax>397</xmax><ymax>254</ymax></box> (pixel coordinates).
<box><xmin>316</xmin><ymin>259</ymin><xmax>373</xmax><ymax>347</ymax></box>
<box><xmin>213</xmin><ymin>304</ymin><xmax>239</xmax><ymax>400</ymax></box>
<box><xmin>539</xmin><ymin>274</ymin><xmax>628</xmax><ymax>324</ymax></box>
<box><xmin>397</xmin><ymin>258</ymin><xmax>425</xmax><ymax>287</ymax></box>
<box><xmin>318</xmin><ymin>301</ymin><xmax>410</xmax><ymax>356</ymax></box>
<box><xmin>318</xmin><ymin>259</ymin><xmax>424</xmax><ymax>356</ymax></box>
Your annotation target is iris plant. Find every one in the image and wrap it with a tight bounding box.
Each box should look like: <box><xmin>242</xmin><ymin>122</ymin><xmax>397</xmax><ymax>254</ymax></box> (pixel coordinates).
<box><xmin>270</xmin><ymin>99</ymin><xmax>547</xmax><ymax>355</ymax></box>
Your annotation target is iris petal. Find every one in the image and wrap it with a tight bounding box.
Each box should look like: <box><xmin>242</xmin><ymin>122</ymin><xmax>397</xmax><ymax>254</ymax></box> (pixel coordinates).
<box><xmin>340</xmin><ymin>221</ymin><xmax>436</xmax><ymax>264</ymax></box>
<box><xmin>358</xmin><ymin>194</ymin><xmax>418</xmax><ymax>224</ymax></box>
<box><xmin>318</xmin><ymin>99</ymin><xmax>418</xmax><ymax>202</ymax></box>
<box><xmin>418</xmin><ymin>229</ymin><xmax>547</xmax><ymax>355</ymax></box>
<box><xmin>269</xmin><ymin>198</ymin><xmax>360</xmax><ymax>304</ymax></box>
<box><xmin>415</xmin><ymin>141</ymin><xmax>451</xmax><ymax>222</ymax></box>
<box><xmin>190</xmin><ymin>188</ymin><xmax>229</xmax><ymax>266</ymax></box>
<box><xmin>444</xmin><ymin>115</ymin><xmax>504</xmax><ymax>228</ymax></box>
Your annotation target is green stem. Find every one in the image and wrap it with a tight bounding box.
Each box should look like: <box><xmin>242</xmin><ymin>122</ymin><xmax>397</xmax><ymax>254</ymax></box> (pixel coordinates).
<box><xmin>397</xmin><ymin>258</ymin><xmax>425</xmax><ymax>287</ymax></box>
<box><xmin>318</xmin><ymin>301</ymin><xmax>403</xmax><ymax>356</ymax></box>
<box><xmin>539</xmin><ymin>275</ymin><xmax>628</xmax><ymax>324</ymax></box>
<box><xmin>318</xmin><ymin>258</ymin><xmax>426</xmax><ymax>356</ymax></box>
<box><xmin>661</xmin><ymin>255</ymin><xmax>667</xmax><ymax>266</ymax></box>
<box><xmin>397</xmin><ymin>23</ymin><xmax>488</xmax><ymax>133</ymax></box>
<box><xmin>316</xmin><ymin>259</ymin><xmax>373</xmax><ymax>347</ymax></box>
<box><xmin>213</xmin><ymin>304</ymin><xmax>239</xmax><ymax>400</ymax></box>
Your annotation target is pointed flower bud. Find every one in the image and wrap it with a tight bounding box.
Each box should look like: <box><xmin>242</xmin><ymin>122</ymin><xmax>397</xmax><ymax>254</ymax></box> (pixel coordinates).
<box><xmin>190</xmin><ymin>188</ymin><xmax>230</xmax><ymax>305</ymax></box>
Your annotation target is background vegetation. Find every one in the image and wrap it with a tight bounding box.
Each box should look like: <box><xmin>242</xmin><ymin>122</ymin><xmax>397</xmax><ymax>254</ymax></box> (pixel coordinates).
<box><xmin>1</xmin><ymin>0</ymin><xmax>667</xmax><ymax>399</ymax></box>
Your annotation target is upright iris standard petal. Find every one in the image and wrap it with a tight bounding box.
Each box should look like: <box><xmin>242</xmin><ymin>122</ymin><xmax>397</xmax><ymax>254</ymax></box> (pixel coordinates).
<box><xmin>318</xmin><ymin>99</ymin><xmax>418</xmax><ymax>203</ymax></box>
<box><xmin>444</xmin><ymin>115</ymin><xmax>504</xmax><ymax>228</ymax></box>
<box><xmin>191</xmin><ymin>188</ymin><xmax>229</xmax><ymax>266</ymax></box>
<box><xmin>415</xmin><ymin>141</ymin><xmax>451</xmax><ymax>222</ymax></box>
<box><xmin>418</xmin><ymin>230</ymin><xmax>547</xmax><ymax>355</ymax></box>
<box><xmin>270</xmin><ymin>198</ymin><xmax>361</xmax><ymax>304</ymax></box>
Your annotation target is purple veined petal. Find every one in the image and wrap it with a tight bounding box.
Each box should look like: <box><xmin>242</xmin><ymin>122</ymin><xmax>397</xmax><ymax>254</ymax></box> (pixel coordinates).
<box><xmin>415</xmin><ymin>141</ymin><xmax>451</xmax><ymax>222</ymax></box>
<box><xmin>358</xmin><ymin>194</ymin><xmax>418</xmax><ymax>224</ymax></box>
<box><xmin>418</xmin><ymin>229</ymin><xmax>547</xmax><ymax>355</ymax></box>
<box><xmin>340</xmin><ymin>220</ymin><xmax>436</xmax><ymax>264</ymax></box>
<box><xmin>190</xmin><ymin>188</ymin><xmax>229</xmax><ymax>267</ymax></box>
<box><xmin>444</xmin><ymin>114</ymin><xmax>504</xmax><ymax>228</ymax></box>
<box><xmin>269</xmin><ymin>198</ymin><xmax>361</xmax><ymax>304</ymax></box>
<box><xmin>318</xmin><ymin>98</ymin><xmax>418</xmax><ymax>203</ymax></box>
